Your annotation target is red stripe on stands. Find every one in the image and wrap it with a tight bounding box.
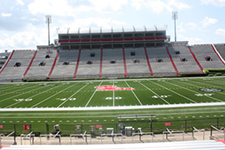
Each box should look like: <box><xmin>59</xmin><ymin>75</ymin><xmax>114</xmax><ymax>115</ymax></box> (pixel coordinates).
<box><xmin>99</xmin><ymin>48</ymin><xmax>103</xmax><ymax>78</ymax></box>
<box><xmin>211</xmin><ymin>44</ymin><xmax>225</xmax><ymax>65</ymax></box>
<box><xmin>166</xmin><ymin>47</ymin><xmax>180</xmax><ymax>76</ymax></box>
<box><xmin>144</xmin><ymin>47</ymin><xmax>153</xmax><ymax>76</ymax></box>
<box><xmin>23</xmin><ymin>51</ymin><xmax>37</xmax><ymax>78</ymax></box>
<box><xmin>73</xmin><ymin>49</ymin><xmax>81</xmax><ymax>79</ymax></box>
<box><xmin>188</xmin><ymin>46</ymin><xmax>204</xmax><ymax>73</ymax></box>
<box><xmin>217</xmin><ymin>140</ymin><xmax>225</xmax><ymax>144</ymax></box>
<box><xmin>122</xmin><ymin>48</ymin><xmax>128</xmax><ymax>77</ymax></box>
<box><xmin>47</xmin><ymin>50</ymin><xmax>59</xmax><ymax>78</ymax></box>
<box><xmin>0</xmin><ymin>50</ymin><xmax>15</xmax><ymax>74</ymax></box>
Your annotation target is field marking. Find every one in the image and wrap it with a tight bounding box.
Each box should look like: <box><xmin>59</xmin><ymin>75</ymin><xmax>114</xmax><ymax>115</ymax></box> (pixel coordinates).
<box><xmin>0</xmin><ymin>84</ymin><xmax>43</xmax><ymax>103</ymax></box>
<box><xmin>31</xmin><ymin>83</ymin><xmax>79</xmax><ymax>108</ymax></box>
<box><xmin>149</xmin><ymin>81</ymin><xmax>197</xmax><ymax>103</ymax></box>
<box><xmin>5</xmin><ymin>84</ymin><xmax>64</xmax><ymax>108</ymax></box>
<box><xmin>167</xmin><ymin>81</ymin><xmax>224</xmax><ymax>102</ymax></box>
<box><xmin>139</xmin><ymin>82</ymin><xmax>170</xmax><ymax>104</ymax></box>
<box><xmin>125</xmin><ymin>81</ymin><xmax>142</xmax><ymax>105</ymax></box>
<box><xmin>57</xmin><ymin>83</ymin><xmax>90</xmax><ymax>108</ymax></box>
<box><xmin>85</xmin><ymin>81</ymin><xmax>103</xmax><ymax>107</ymax></box>
<box><xmin>113</xmin><ymin>81</ymin><xmax>115</xmax><ymax>106</ymax></box>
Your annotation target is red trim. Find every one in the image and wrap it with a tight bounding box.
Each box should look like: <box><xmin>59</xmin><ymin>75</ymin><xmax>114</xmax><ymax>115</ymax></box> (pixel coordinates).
<box><xmin>23</xmin><ymin>51</ymin><xmax>37</xmax><ymax>78</ymax></box>
<box><xmin>81</xmin><ymin>39</ymin><xmax>90</xmax><ymax>42</ymax></box>
<box><xmin>47</xmin><ymin>50</ymin><xmax>59</xmax><ymax>78</ymax></box>
<box><xmin>144</xmin><ymin>47</ymin><xmax>153</xmax><ymax>76</ymax></box>
<box><xmin>91</xmin><ymin>39</ymin><xmax>100</xmax><ymax>42</ymax></box>
<box><xmin>124</xmin><ymin>38</ymin><xmax>133</xmax><ymax>41</ymax></box>
<box><xmin>123</xmin><ymin>48</ymin><xmax>128</xmax><ymax>77</ymax></box>
<box><xmin>99</xmin><ymin>48</ymin><xmax>103</xmax><ymax>78</ymax></box>
<box><xmin>73</xmin><ymin>49</ymin><xmax>81</xmax><ymax>79</ymax></box>
<box><xmin>188</xmin><ymin>46</ymin><xmax>204</xmax><ymax>73</ymax></box>
<box><xmin>217</xmin><ymin>140</ymin><xmax>225</xmax><ymax>144</ymax></box>
<box><xmin>211</xmin><ymin>44</ymin><xmax>225</xmax><ymax>65</ymax></box>
<box><xmin>70</xmin><ymin>39</ymin><xmax>80</xmax><ymax>43</ymax></box>
<box><xmin>59</xmin><ymin>40</ymin><xmax>69</xmax><ymax>43</ymax></box>
<box><xmin>156</xmin><ymin>37</ymin><xmax>166</xmax><ymax>40</ymax></box>
<box><xmin>0</xmin><ymin>50</ymin><xmax>15</xmax><ymax>74</ymax></box>
<box><xmin>145</xmin><ymin>37</ymin><xmax>155</xmax><ymax>40</ymax></box>
<box><xmin>102</xmin><ymin>39</ymin><xmax>111</xmax><ymax>42</ymax></box>
<box><xmin>113</xmin><ymin>38</ymin><xmax>123</xmax><ymax>41</ymax></box>
<box><xmin>135</xmin><ymin>37</ymin><xmax>144</xmax><ymax>41</ymax></box>
<box><xmin>166</xmin><ymin>47</ymin><xmax>180</xmax><ymax>76</ymax></box>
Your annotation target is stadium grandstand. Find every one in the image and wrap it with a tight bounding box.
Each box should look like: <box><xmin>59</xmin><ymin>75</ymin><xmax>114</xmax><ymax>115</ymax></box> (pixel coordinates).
<box><xmin>0</xmin><ymin>27</ymin><xmax>225</xmax><ymax>150</ymax></box>
<box><xmin>0</xmin><ymin>27</ymin><xmax>225</xmax><ymax>82</ymax></box>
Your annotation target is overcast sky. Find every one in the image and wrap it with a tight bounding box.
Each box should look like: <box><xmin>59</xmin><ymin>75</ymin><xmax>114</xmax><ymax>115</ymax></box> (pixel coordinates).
<box><xmin>0</xmin><ymin>0</ymin><xmax>225</xmax><ymax>52</ymax></box>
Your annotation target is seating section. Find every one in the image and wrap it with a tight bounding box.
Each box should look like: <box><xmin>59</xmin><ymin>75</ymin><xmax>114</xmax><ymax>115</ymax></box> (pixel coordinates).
<box><xmin>167</xmin><ymin>46</ymin><xmax>203</xmax><ymax>73</ymax></box>
<box><xmin>125</xmin><ymin>48</ymin><xmax>151</xmax><ymax>77</ymax></box>
<box><xmin>101</xmin><ymin>49</ymin><xmax>125</xmax><ymax>78</ymax></box>
<box><xmin>0</xmin><ymin>50</ymin><xmax>35</xmax><ymax>81</ymax></box>
<box><xmin>25</xmin><ymin>50</ymin><xmax>57</xmax><ymax>79</ymax></box>
<box><xmin>191</xmin><ymin>45</ymin><xmax>225</xmax><ymax>69</ymax></box>
<box><xmin>50</xmin><ymin>50</ymin><xmax>79</xmax><ymax>79</ymax></box>
<box><xmin>76</xmin><ymin>49</ymin><xmax>101</xmax><ymax>78</ymax></box>
<box><xmin>0</xmin><ymin>43</ymin><xmax>225</xmax><ymax>80</ymax></box>
<box><xmin>146</xmin><ymin>47</ymin><xmax>177</xmax><ymax>76</ymax></box>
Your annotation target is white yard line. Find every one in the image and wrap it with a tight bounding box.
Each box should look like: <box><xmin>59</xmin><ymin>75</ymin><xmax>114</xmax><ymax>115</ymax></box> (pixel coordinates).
<box><xmin>85</xmin><ymin>81</ymin><xmax>103</xmax><ymax>107</ymax></box>
<box><xmin>113</xmin><ymin>81</ymin><xmax>115</xmax><ymax>106</ymax></box>
<box><xmin>139</xmin><ymin>82</ymin><xmax>170</xmax><ymax>104</ymax></box>
<box><xmin>166</xmin><ymin>81</ymin><xmax>224</xmax><ymax>102</ymax></box>
<box><xmin>125</xmin><ymin>81</ymin><xmax>142</xmax><ymax>105</ymax></box>
<box><xmin>149</xmin><ymin>81</ymin><xmax>197</xmax><ymax>103</ymax></box>
<box><xmin>57</xmin><ymin>83</ymin><xmax>89</xmax><ymax>108</ymax></box>
<box><xmin>31</xmin><ymin>83</ymin><xmax>79</xmax><ymax>108</ymax></box>
<box><xmin>0</xmin><ymin>85</ymin><xmax>46</xmax><ymax>103</ymax></box>
<box><xmin>0</xmin><ymin>102</ymin><xmax>225</xmax><ymax>111</ymax></box>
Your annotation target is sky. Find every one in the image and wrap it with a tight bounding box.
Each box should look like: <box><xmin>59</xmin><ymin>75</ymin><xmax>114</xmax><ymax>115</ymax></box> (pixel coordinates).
<box><xmin>0</xmin><ymin>0</ymin><xmax>225</xmax><ymax>52</ymax></box>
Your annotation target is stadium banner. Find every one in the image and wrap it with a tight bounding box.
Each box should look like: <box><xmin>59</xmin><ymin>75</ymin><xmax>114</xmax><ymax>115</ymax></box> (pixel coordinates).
<box><xmin>23</xmin><ymin>124</ymin><xmax>30</xmax><ymax>130</ymax></box>
<box><xmin>164</xmin><ymin>122</ymin><xmax>172</xmax><ymax>127</ymax></box>
<box><xmin>95</xmin><ymin>124</ymin><xmax>103</xmax><ymax>129</ymax></box>
<box><xmin>0</xmin><ymin>125</ymin><xmax>3</xmax><ymax>129</ymax></box>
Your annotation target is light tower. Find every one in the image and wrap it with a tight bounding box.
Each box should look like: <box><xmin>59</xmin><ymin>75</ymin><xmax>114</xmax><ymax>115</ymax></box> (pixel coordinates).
<box><xmin>172</xmin><ymin>11</ymin><xmax>178</xmax><ymax>42</ymax></box>
<box><xmin>45</xmin><ymin>15</ymin><xmax>52</xmax><ymax>46</ymax></box>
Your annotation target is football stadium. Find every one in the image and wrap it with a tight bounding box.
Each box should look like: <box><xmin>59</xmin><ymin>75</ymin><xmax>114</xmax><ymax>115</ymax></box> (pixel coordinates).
<box><xmin>0</xmin><ymin>26</ymin><xmax>225</xmax><ymax>149</ymax></box>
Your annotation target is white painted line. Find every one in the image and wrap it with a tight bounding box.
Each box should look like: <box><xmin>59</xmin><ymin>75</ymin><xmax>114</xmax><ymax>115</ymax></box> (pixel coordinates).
<box><xmin>85</xmin><ymin>81</ymin><xmax>103</xmax><ymax>107</ymax></box>
<box><xmin>150</xmin><ymin>81</ymin><xmax>197</xmax><ymax>103</ymax></box>
<box><xmin>125</xmin><ymin>81</ymin><xmax>142</xmax><ymax>105</ymax></box>
<box><xmin>58</xmin><ymin>83</ymin><xmax>89</xmax><ymax>108</ymax></box>
<box><xmin>32</xmin><ymin>83</ymin><xmax>78</xmax><ymax>108</ymax></box>
<box><xmin>139</xmin><ymin>82</ymin><xmax>170</xmax><ymax>104</ymax></box>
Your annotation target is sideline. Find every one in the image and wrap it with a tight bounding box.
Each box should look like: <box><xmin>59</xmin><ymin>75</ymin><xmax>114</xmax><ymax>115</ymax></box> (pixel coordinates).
<box><xmin>0</xmin><ymin>102</ymin><xmax>225</xmax><ymax>112</ymax></box>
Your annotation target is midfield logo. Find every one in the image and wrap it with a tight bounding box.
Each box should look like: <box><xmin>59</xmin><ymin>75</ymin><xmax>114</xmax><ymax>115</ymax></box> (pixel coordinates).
<box><xmin>95</xmin><ymin>85</ymin><xmax>134</xmax><ymax>91</ymax></box>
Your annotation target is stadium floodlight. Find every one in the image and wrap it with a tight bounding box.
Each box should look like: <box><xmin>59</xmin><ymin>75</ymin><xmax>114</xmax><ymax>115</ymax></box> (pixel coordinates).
<box><xmin>67</xmin><ymin>28</ymin><xmax>70</xmax><ymax>34</ymax></box>
<box><xmin>172</xmin><ymin>11</ymin><xmax>178</xmax><ymax>42</ymax></box>
<box><xmin>45</xmin><ymin>15</ymin><xmax>52</xmax><ymax>46</ymax></box>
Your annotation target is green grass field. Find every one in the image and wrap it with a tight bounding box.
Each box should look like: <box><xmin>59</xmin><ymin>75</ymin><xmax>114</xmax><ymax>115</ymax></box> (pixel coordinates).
<box><xmin>0</xmin><ymin>77</ymin><xmax>225</xmax><ymax>134</ymax></box>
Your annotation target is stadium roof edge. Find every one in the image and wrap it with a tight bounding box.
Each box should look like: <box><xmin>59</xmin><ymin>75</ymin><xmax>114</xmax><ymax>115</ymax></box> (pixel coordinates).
<box><xmin>57</xmin><ymin>26</ymin><xmax>167</xmax><ymax>34</ymax></box>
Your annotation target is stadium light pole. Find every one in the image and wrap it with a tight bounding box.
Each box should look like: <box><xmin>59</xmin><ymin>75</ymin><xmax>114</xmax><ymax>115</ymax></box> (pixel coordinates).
<box><xmin>172</xmin><ymin>11</ymin><xmax>178</xmax><ymax>42</ymax></box>
<box><xmin>46</xmin><ymin>15</ymin><xmax>52</xmax><ymax>46</ymax></box>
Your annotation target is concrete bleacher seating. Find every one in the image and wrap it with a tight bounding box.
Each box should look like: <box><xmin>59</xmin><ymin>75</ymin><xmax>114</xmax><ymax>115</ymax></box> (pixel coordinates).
<box><xmin>101</xmin><ymin>49</ymin><xmax>125</xmax><ymax>78</ymax></box>
<box><xmin>1</xmin><ymin>43</ymin><xmax>225</xmax><ymax>81</ymax></box>
<box><xmin>167</xmin><ymin>45</ymin><xmax>203</xmax><ymax>73</ymax></box>
<box><xmin>191</xmin><ymin>45</ymin><xmax>225</xmax><ymax>69</ymax></box>
<box><xmin>76</xmin><ymin>49</ymin><xmax>101</xmax><ymax>78</ymax></box>
<box><xmin>146</xmin><ymin>47</ymin><xmax>177</xmax><ymax>76</ymax></box>
<box><xmin>0</xmin><ymin>50</ymin><xmax>35</xmax><ymax>81</ymax></box>
<box><xmin>125</xmin><ymin>48</ymin><xmax>151</xmax><ymax>77</ymax></box>
<box><xmin>25</xmin><ymin>50</ymin><xmax>57</xmax><ymax>79</ymax></box>
<box><xmin>214</xmin><ymin>44</ymin><xmax>225</xmax><ymax>61</ymax></box>
<box><xmin>50</xmin><ymin>50</ymin><xmax>79</xmax><ymax>79</ymax></box>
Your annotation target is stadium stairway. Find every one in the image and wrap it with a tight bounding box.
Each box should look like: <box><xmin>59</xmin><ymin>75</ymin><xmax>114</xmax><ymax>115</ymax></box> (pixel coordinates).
<box><xmin>166</xmin><ymin>46</ymin><xmax>180</xmax><ymax>76</ymax></box>
<box><xmin>144</xmin><ymin>47</ymin><xmax>153</xmax><ymax>76</ymax></box>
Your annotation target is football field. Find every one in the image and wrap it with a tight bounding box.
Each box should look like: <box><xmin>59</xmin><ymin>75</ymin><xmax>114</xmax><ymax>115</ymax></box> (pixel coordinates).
<box><xmin>0</xmin><ymin>77</ymin><xmax>225</xmax><ymax>133</ymax></box>
<box><xmin>0</xmin><ymin>77</ymin><xmax>225</xmax><ymax>109</ymax></box>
